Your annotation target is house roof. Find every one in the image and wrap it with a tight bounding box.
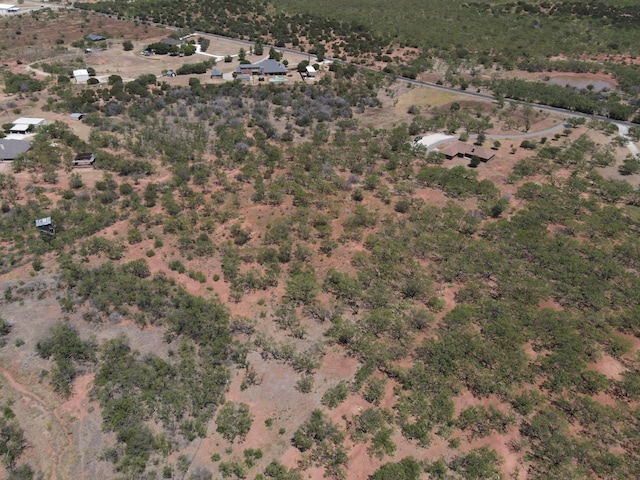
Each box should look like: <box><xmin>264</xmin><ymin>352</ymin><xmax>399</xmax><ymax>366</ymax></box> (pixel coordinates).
<box><xmin>0</xmin><ymin>4</ymin><xmax>17</xmax><ymax>9</ymax></box>
<box><xmin>236</xmin><ymin>58</ymin><xmax>288</xmax><ymax>75</ymax></box>
<box><xmin>12</xmin><ymin>117</ymin><xmax>45</xmax><ymax>126</ymax></box>
<box><xmin>210</xmin><ymin>68</ymin><xmax>222</xmax><ymax>76</ymax></box>
<box><xmin>73</xmin><ymin>69</ymin><xmax>90</xmax><ymax>83</ymax></box>
<box><xmin>86</xmin><ymin>33</ymin><xmax>106</xmax><ymax>41</ymax></box>
<box><xmin>306</xmin><ymin>65</ymin><xmax>316</xmax><ymax>73</ymax></box>
<box><xmin>35</xmin><ymin>217</ymin><xmax>52</xmax><ymax>227</ymax></box>
<box><xmin>0</xmin><ymin>139</ymin><xmax>32</xmax><ymax>161</ymax></box>
<box><xmin>161</xmin><ymin>37</ymin><xmax>182</xmax><ymax>46</ymax></box>
<box><xmin>70</xmin><ymin>113</ymin><xmax>84</xmax><ymax>120</ymax></box>
<box><xmin>439</xmin><ymin>141</ymin><xmax>495</xmax><ymax>161</ymax></box>
<box><xmin>10</xmin><ymin>124</ymin><xmax>31</xmax><ymax>133</ymax></box>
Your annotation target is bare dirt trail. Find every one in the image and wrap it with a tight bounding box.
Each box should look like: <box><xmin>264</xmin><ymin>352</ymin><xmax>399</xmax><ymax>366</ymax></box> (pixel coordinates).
<box><xmin>0</xmin><ymin>367</ymin><xmax>72</xmax><ymax>480</ymax></box>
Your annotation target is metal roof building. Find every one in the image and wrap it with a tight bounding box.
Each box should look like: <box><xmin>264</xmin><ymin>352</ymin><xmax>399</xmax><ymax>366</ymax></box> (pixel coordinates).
<box><xmin>9</xmin><ymin>118</ymin><xmax>46</xmax><ymax>134</ymax></box>
<box><xmin>73</xmin><ymin>69</ymin><xmax>90</xmax><ymax>83</ymax></box>
<box><xmin>0</xmin><ymin>4</ymin><xmax>19</xmax><ymax>12</ymax></box>
<box><xmin>0</xmin><ymin>139</ymin><xmax>32</xmax><ymax>161</ymax></box>
<box><xmin>86</xmin><ymin>33</ymin><xmax>106</xmax><ymax>42</ymax></box>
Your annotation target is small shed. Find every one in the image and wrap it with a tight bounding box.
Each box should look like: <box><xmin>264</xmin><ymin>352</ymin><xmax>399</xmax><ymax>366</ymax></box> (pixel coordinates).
<box><xmin>210</xmin><ymin>68</ymin><xmax>223</xmax><ymax>78</ymax></box>
<box><xmin>86</xmin><ymin>33</ymin><xmax>106</xmax><ymax>42</ymax></box>
<box><xmin>305</xmin><ymin>65</ymin><xmax>316</xmax><ymax>78</ymax></box>
<box><xmin>35</xmin><ymin>217</ymin><xmax>55</xmax><ymax>235</ymax></box>
<box><xmin>165</xmin><ymin>70</ymin><xmax>176</xmax><ymax>77</ymax></box>
<box><xmin>72</xmin><ymin>152</ymin><xmax>96</xmax><ymax>167</ymax></box>
<box><xmin>70</xmin><ymin>113</ymin><xmax>85</xmax><ymax>120</ymax></box>
<box><xmin>73</xmin><ymin>69</ymin><xmax>90</xmax><ymax>83</ymax></box>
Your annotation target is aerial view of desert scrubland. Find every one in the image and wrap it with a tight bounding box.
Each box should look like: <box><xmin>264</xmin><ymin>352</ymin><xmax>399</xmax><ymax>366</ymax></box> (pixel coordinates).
<box><xmin>0</xmin><ymin>0</ymin><xmax>639</xmax><ymax>479</ymax></box>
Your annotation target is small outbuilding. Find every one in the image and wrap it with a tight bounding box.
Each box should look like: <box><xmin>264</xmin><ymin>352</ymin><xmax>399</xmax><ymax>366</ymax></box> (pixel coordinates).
<box><xmin>70</xmin><ymin>113</ymin><xmax>85</xmax><ymax>121</ymax></box>
<box><xmin>86</xmin><ymin>33</ymin><xmax>106</xmax><ymax>42</ymax></box>
<box><xmin>210</xmin><ymin>68</ymin><xmax>223</xmax><ymax>78</ymax></box>
<box><xmin>35</xmin><ymin>217</ymin><xmax>55</xmax><ymax>236</ymax></box>
<box><xmin>72</xmin><ymin>152</ymin><xmax>96</xmax><ymax>167</ymax></box>
<box><xmin>0</xmin><ymin>139</ymin><xmax>32</xmax><ymax>161</ymax></box>
<box><xmin>73</xmin><ymin>69</ymin><xmax>90</xmax><ymax>83</ymax></box>
<box><xmin>305</xmin><ymin>65</ymin><xmax>316</xmax><ymax>78</ymax></box>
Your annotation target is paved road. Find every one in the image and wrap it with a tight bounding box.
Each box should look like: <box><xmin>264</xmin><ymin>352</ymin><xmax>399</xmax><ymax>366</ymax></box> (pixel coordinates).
<box><xmin>31</xmin><ymin>4</ymin><xmax>640</xmax><ymax>136</ymax></box>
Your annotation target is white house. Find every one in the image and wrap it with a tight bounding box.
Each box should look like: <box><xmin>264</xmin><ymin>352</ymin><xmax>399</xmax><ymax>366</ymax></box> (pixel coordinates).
<box><xmin>9</xmin><ymin>118</ymin><xmax>46</xmax><ymax>134</ymax></box>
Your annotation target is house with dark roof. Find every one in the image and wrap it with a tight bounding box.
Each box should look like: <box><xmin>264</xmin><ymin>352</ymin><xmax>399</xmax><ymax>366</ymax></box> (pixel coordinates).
<box><xmin>0</xmin><ymin>139</ymin><xmax>32</xmax><ymax>161</ymax></box>
<box><xmin>236</xmin><ymin>58</ymin><xmax>288</xmax><ymax>76</ymax></box>
<box><xmin>161</xmin><ymin>37</ymin><xmax>182</xmax><ymax>47</ymax></box>
<box><xmin>439</xmin><ymin>141</ymin><xmax>495</xmax><ymax>162</ymax></box>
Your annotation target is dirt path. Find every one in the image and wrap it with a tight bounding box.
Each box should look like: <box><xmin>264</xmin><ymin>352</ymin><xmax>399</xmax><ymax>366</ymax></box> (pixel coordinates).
<box><xmin>0</xmin><ymin>368</ymin><xmax>72</xmax><ymax>480</ymax></box>
<box><xmin>617</xmin><ymin>124</ymin><xmax>640</xmax><ymax>156</ymax></box>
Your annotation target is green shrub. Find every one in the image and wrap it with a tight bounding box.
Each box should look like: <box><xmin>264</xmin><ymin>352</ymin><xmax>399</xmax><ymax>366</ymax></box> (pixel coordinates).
<box><xmin>321</xmin><ymin>381</ymin><xmax>350</xmax><ymax>408</ymax></box>
<box><xmin>215</xmin><ymin>402</ymin><xmax>253</xmax><ymax>442</ymax></box>
<box><xmin>169</xmin><ymin>260</ymin><xmax>186</xmax><ymax>274</ymax></box>
<box><xmin>127</xmin><ymin>228</ymin><xmax>143</xmax><ymax>244</ymax></box>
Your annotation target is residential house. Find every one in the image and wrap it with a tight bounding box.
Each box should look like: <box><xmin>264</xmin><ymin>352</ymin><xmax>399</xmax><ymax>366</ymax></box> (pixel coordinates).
<box><xmin>236</xmin><ymin>58</ymin><xmax>288</xmax><ymax>76</ymax></box>
<box><xmin>0</xmin><ymin>139</ymin><xmax>31</xmax><ymax>161</ymax></box>
<box><xmin>161</xmin><ymin>37</ymin><xmax>182</xmax><ymax>47</ymax></box>
<box><xmin>439</xmin><ymin>141</ymin><xmax>495</xmax><ymax>162</ymax></box>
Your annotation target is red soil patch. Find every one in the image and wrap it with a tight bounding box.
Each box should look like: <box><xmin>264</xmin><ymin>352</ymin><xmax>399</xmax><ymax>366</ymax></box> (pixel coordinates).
<box><xmin>587</xmin><ymin>354</ymin><xmax>626</xmax><ymax>381</ymax></box>
<box><xmin>58</xmin><ymin>374</ymin><xmax>95</xmax><ymax>421</ymax></box>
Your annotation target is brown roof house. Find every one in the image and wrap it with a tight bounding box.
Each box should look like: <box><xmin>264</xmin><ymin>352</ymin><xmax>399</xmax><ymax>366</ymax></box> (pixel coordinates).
<box><xmin>439</xmin><ymin>141</ymin><xmax>495</xmax><ymax>162</ymax></box>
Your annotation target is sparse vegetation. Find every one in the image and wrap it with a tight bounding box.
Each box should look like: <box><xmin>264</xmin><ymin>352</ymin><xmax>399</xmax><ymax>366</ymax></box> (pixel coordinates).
<box><xmin>0</xmin><ymin>2</ymin><xmax>639</xmax><ymax>480</ymax></box>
